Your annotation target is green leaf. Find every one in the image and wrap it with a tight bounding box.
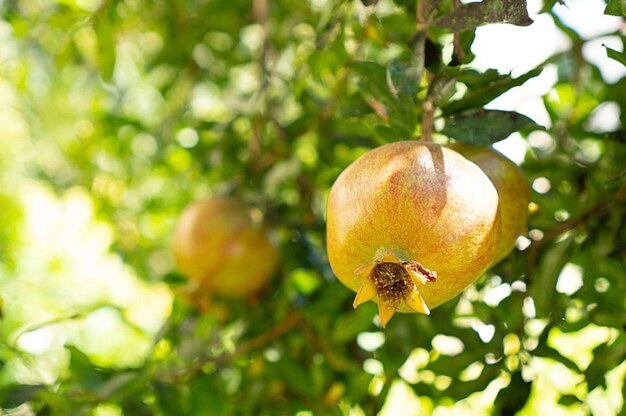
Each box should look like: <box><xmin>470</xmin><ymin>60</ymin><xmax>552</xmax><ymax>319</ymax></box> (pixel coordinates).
<box><xmin>493</xmin><ymin>371</ymin><xmax>532</xmax><ymax>414</ymax></box>
<box><xmin>604</xmin><ymin>45</ymin><xmax>626</xmax><ymax>67</ymax></box>
<box><xmin>331</xmin><ymin>303</ymin><xmax>375</xmax><ymax>344</ymax></box>
<box><xmin>445</xmin><ymin>363</ymin><xmax>500</xmax><ymax>397</ymax></box>
<box><xmin>529</xmin><ymin>235</ymin><xmax>575</xmax><ymax>317</ymax></box>
<box><xmin>604</xmin><ymin>0</ymin><xmax>626</xmax><ymax>16</ymax></box>
<box><xmin>541</xmin><ymin>0</ymin><xmax>565</xmax><ymax>13</ymax></box>
<box><xmin>350</xmin><ymin>61</ymin><xmax>417</xmax><ymax>134</ymax></box>
<box><xmin>442</xmin><ymin>109</ymin><xmax>538</xmax><ymax>145</ymax></box>
<box><xmin>154</xmin><ymin>383</ymin><xmax>189</xmax><ymax>415</ymax></box>
<box><xmin>427</xmin><ymin>352</ymin><xmax>480</xmax><ymax>377</ymax></box>
<box><xmin>429</xmin><ymin>76</ymin><xmax>458</xmax><ymax>108</ymax></box>
<box><xmin>585</xmin><ymin>333</ymin><xmax>626</xmax><ymax>390</ymax></box>
<box><xmin>387</xmin><ymin>59</ymin><xmax>422</xmax><ymax>97</ymax></box>
<box><xmin>558</xmin><ymin>394</ymin><xmax>581</xmax><ymax>406</ymax></box>
<box><xmin>433</xmin><ymin>0</ymin><xmax>533</xmax><ymax>31</ymax></box>
<box><xmin>351</xmin><ymin>61</ymin><xmax>397</xmax><ymax>106</ymax></box>
<box><xmin>275</xmin><ymin>357</ymin><xmax>317</xmax><ymax>398</ymax></box>
<box><xmin>443</xmin><ymin>68</ymin><xmax>542</xmax><ymax>115</ymax></box>
<box><xmin>93</xmin><ymin>5</ymin><xmax>117</xmax><ymax>82</ymax></box>
<box><xmin>532</xmin><ymin>344</ymin><xmax>580</xmax><ymax>372</ymax></box>
<box><xmin>189</xmin><ymin>375</ymin><xmax>228</xmax><ymax>415</ymax></box>
<box><xmin>66</xmin><ymin>346</ymin><xmax>104</xmax><ymax>392</ymax></box>
<box><xmin>0</xmin><ymin>384</ymin><xmax>45</xmax><ymax>408</ymax></box>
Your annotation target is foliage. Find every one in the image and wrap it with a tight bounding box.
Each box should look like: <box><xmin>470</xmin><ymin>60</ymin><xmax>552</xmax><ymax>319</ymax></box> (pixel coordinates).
<box><xmin>0</xmin><ymin>0</ymin><xmax>625</xmax><ymax>415</ymax></box>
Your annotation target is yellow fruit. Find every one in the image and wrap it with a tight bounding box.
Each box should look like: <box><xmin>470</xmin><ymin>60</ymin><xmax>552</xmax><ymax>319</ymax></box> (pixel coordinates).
<box><xmin>172</xmin><ymin>198</ymin><xmax>279</xmax><ymax>298</ymax></box>
<box><xmin>449</xmin><ymin>143</ymin><xmax>530</xmax><ymax>264</ymax></box>
<box><xmin>326</xmin><ymin>141</ymin><xmax>501</xmax><ymax>326</ymax></box>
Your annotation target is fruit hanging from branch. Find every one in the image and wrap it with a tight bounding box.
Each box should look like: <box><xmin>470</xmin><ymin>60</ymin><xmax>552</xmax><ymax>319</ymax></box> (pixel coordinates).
<box><xmin>449</xmin><ymin>143</ymin><xmax>530</xmax><ymax>265</ymax></box>
<box><xmin>172</xmin><ymin>198</ymin><xmax>279</xmax><ymax>299</ymax></box>
<box><xmin>326</xmin><ymin>141</ymin><xmax>501</xmax><ymax>327</ymax></box>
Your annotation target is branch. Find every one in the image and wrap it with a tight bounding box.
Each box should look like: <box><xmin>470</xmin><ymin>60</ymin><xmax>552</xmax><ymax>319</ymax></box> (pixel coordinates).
<box><xmin>452</xmin><ymin>0</ymin><xmax>466</xmax><ymax>63</ymax></box>
<box><xmin>433</xmin><ymin>0</ymin><xmax>533</xmax><ymax>32</ymax></box>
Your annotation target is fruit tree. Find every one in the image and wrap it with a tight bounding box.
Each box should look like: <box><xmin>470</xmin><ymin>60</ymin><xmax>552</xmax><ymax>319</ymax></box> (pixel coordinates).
<box><xmin>0</xmin><ymin>0</ymin><xmax>625</xmax><ymax>415</ymax></box>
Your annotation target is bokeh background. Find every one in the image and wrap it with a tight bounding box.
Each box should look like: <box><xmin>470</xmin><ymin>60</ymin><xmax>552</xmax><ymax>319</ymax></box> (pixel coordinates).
<box><xmin>0</xmin><ymin>0</ymin><xmax>625</xmax><ymax>414</ymax></box>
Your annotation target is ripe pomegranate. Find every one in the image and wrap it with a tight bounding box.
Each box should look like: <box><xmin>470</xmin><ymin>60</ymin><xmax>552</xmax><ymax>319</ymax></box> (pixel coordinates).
<box><xmin>449</xmin><ymin>143</ymin><xmax>530</xmax><ymax>264</ymax></box>
<box><xmin>171</xmin><ymin>198</ymin><xmax>279</xmax><ymax>298</ymax></box>
<box><xmin>326</xmin><ymin>141</ymin><xmax>501</xmax><ymax>326</ymax></box>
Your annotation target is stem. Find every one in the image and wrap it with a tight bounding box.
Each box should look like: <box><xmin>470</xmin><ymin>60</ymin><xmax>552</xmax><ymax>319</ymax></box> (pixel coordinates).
<box><xmin>452</xmin><ymin>0</ymin><xmax>466</xmax><ymax>62</ymax></box>
<box><xmin>422</xmin><ymin>97</ymin><xmax>434</xmax><ymax>142</ymax></box>
<box><xmin>416</xmin><ymin>0</ymin><xmax>434</xmax><ymax>142</ymax></box>
<box><xmin>249</xmin><ymin>0</ymin><xmax>271</xmax><ymax>172</ymax></box>
<box><xmin>416</xmin><ymin>0</ymin><xmax>425</xmax><ymax>26</ymax></box>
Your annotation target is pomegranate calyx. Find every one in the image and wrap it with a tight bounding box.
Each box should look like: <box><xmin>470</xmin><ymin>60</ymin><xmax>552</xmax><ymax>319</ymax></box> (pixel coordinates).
<box><xmin>352</xmin><ymin>250</ymin><xmax>435</xmax><ymax>327</ymax></box>
<box><xmin>353</xmin><ymin>278</ymin><xmax>377</xmax><ymax>308</ymax></box>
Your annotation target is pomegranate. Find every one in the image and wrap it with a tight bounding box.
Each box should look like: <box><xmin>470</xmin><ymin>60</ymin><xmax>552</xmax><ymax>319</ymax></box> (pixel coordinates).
<box><xmin>326</xmin><ymin>141</ymin><xmax>501</xmax><ymax>326</ymax></box>
<box><xmin>449</xmin><ymin>143</ymin><xmax>530</xmax><ymax>264</ymax></box>
<box><xmin>172</xmin><ymin>198</ymin><xmax>279</xmax><ymax>298</ymax></box>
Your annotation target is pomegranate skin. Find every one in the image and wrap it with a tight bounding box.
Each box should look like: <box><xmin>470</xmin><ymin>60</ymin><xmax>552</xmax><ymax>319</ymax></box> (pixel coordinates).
<box><xmin>172</xmin><ymin>198</ymin><xmax>279</xmax><ymax>298</ymax></box>
<box><xmin>449</xmin><ymin>143</ymin><xmax>530</xmax><ymax>264</ymax></box>
<box><xmin>326</xmin><ymin>141</ymin><xmax>501</xmax><ymax>311</ymax></box>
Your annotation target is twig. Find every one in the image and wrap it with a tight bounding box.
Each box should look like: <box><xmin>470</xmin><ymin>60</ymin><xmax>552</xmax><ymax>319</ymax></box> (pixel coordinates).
<box><xmin>235</xmin><ymin>310</ymin><xmax>300</xmax><ymax>356</ymax></box>
<box><xmin>416</xmin><ymin>0</ymin><xmax>434</xmax><ymax>142</ymax></box>
<box><xmin>249</xmin><ymin>0</ymin><xmax>271</xmax><ymax>172</ymax></box>
<box><xmin>452</xmin><ymin>0</ymin><xmax>466</xmax><ymax>63</ymax></box>
<box><xmin>416</xmin><ymin>0</ymin><xmax>425</xmax><ymax>26</ymax></box>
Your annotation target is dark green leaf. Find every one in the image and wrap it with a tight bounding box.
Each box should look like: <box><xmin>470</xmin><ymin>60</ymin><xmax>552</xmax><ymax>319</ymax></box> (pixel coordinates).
<box><xmin>446</xmin><ymin>364</ymin><xmax>500</xmax><ymax>397</ymax></box>
<box><xmin>350</xmin><ymin>61</ymin><xmax>417</xmax><ymax>134</ymax></box>
<box><xmin>442</xmin><ymin>109</ymin><xmax>538</xmax><ymax>145</ymax></box>
<box><xmin>66</xmin><ymin>346</ymin><xmax>104</xmax><ymax>392</ymax></box>
<box><xmin>154</xmin><ymin>383</ymin><xmax>189</xmax><ymax>414</ymax></box>
<box><xmin>387</xmin><ymin>59</ymin><xmax>422</xmax><ymax>97</ymax></box>
<box><xmin>585</xmin><ymin>333</ymin><xmax>626</xmax><ymax>390</ymax></box>
<box><xmin>0</xmin><ymin>384</ymin><xmax>45</xmax><ymax>408</ymax></box>
<box><xmin>427</xmin><ymin>352</ymin><xmax>479</xmax><ymax>377</ymax></box>
<box><xmin>604</xmin><ymin>45</ymin><xmax>626</xmax><ymax>67</ymax></box>
<box><xmin>494</xmin><ymin>371</ymin><xmax>531</xmax><ymax>414</ymax></box>
<box><xmin>604</xmin><ymin>0</ymin><xmax>626</xmax><ymax>16</ymax></box>
<box><xmin>429</xmin><ymin>76</ymin><xmax>458</xmax><ymax>108</ymax></box>
<box><xmin>443</xmin><ymin>68</ymin><xmax>542</xmax><ymax>115</ymax></box>
<box><xmin>533</xmin><ymin>344</ymin><xmax>580</xmax><ymax>372</ymax></box>
<box><xmin>558</xmin><ymin>394</ymin><xmax>581</xmax><ymax>405</ymax></box>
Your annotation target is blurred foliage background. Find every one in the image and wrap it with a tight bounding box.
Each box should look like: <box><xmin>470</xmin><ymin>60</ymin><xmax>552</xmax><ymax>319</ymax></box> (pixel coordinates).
<box><xmin>0</xmin><ymin>0</ymin><xmax>625</xmax><ymax>414</ymax></box>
